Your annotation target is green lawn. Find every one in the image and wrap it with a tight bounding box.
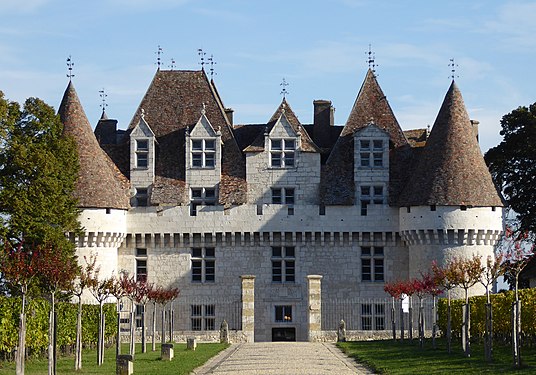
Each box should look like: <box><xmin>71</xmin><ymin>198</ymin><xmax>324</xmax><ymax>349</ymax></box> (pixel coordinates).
<box><xmin>0</xmin><ymin>343</ymin><xmax>228</xmax><ymax>375</ymax></box>
<box><xmin>338</xmin><ymin>338</ymin><xmax>536</xmax><ymax>374</ymax></box>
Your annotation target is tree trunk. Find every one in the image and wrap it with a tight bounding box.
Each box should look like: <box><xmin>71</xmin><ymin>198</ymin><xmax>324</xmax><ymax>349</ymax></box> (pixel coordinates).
<box><xmin>418</xmin><ymin>298</ymin><xmax>424</xmax><ymax>348</ymax></box>
<box><xmin>141</xmin><ymin>304</ymin><xmax>146</xmax><ymax>353</ymax></box>
<box><xmin>75</xmin><ymin>297</ymin><xmax>82</xmax><ymax>370</ymax></box>
<box><xmin>485</xmin><ymin>302</ymin><xmax>493</xmax><ymax>362</ymax></box>
<box><xmin>161</xmin><ymin>307</ymin><xmax>166</xmax><ymax>344</ymax></box>
<box><xmin>97</xmin><ymin>302</ymin><xmax>104</xmax><ymax>366</ymax></box>
<box><xmin>48</xmin><ymin>292</ymin><xmax>56</xmax><ymax>375</ymax></box>
<box><xmin>432</xmin><ymin>296</ymin><xmax>437</xmax><ymax>349</ymax></box>
<box><xmin>399</xmin><ymin>299</ymin><xmax>404</xmax><ymax>341</ymax></box>
<box><xmin>462</xmin><ymin>302</ymin><xmax>471</xmax><ymax>357</ymax></box>
<box><xmin>116</xmin><ymin>300</ymin><xmax>121</xmax><ymax>358</ymax></box>
<box><xmin>16</xmin><ymin>291</ymin><xmax>27</xmax><ymax>375</ymax></box>
<box><xmin>447</xmin><ymin>291</ymin><xmax>452</xmax><ymax>354</ymax></box>
<box><xmin>152</xmin><ymin>302</ymin><xmax>156</xmax><ymax>351</ymax></box>
<box><xmin>168</xmin><ymin>303</ymin><xmax>173</xmax><ymax>342</ymax></box>
<box><xmin>129</xmin><ymin>306</ymin><xmax>135</xmax><ymax>358</ymax></box>
<box><xmin>391</xmin><ymin>297</ymin><xmax>396</xmax><ymax>340</ymax></box>
<box><xmin>408</xmin><ymin>296</ymin><xmax>413</xmax><ymax>340</ymax></box>
<box><xmin>512</xmin><ymin>299</ymin><xmax>522</xmax><ymax>367</ymax></box>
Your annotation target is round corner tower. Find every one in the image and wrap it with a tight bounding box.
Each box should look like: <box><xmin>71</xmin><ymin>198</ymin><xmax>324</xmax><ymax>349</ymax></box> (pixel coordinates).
<box><xmin>397</xmin><ymin>81</ymin><xmax>504</xmax><ymax>298</ymax></box>
<box><xmin>59</xmin><ymin>81</ymin><xmax>130</xmax><ymax>301</ymax></box>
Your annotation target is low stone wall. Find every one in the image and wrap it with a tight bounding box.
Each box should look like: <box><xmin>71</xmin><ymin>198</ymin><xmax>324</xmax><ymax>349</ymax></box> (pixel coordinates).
<box><xmin>121</xmin><ymin>330</ymin><xmax>249</xmax><ymax>344</ymax></box>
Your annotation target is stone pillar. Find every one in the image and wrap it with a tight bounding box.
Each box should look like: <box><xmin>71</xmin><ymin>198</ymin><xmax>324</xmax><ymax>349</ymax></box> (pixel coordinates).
<box><xmin>241</xmin><ymin>275</ymin><xmax>256</xmax><ymax>342</ymax></box>
<box><xmin>307</xmin><ymin>275</ymin><xmax>323</xmax><ymax>342</ymax></box>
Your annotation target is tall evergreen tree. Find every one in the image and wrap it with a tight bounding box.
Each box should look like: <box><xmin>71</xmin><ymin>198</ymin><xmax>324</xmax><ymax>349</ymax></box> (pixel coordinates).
<box><xmin>0</xmin><ymin>91</ymin><xmax>81</xmax><ymax>250</ymax></box>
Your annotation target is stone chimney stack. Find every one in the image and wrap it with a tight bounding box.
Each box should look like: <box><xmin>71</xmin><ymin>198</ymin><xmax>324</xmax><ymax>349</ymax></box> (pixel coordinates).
<box><xmin>470</xmin><ymin>119</ymin><xmax>479</xmax><ymax>143</ymax></box>
<box><xmin>225</xmin><ymin>108</ymin><xmax>234</xmax><ymax>125</ymax></box>
<box><xmin>313</xmin><ymin>100</ymin><xmax>334</xmax><ymax>148</ymax></box>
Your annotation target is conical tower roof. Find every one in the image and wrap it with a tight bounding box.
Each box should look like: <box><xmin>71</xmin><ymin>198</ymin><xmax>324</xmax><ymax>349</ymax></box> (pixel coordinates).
<box><xmin>397</xmin><ymin>81</ymin><xmax>502</xmax><ymax>207</ymax></box>
<box><xmin>58</xmin><ymin>81</ymin><xmax>130</xmax><ymax>210</ymax></box>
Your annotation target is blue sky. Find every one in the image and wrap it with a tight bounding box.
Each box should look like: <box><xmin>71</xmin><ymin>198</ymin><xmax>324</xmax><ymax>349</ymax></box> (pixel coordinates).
<box><xmin>1</xmin><ymin>0</ymin><xmax>534</xmax><ymax>152</ymax></box>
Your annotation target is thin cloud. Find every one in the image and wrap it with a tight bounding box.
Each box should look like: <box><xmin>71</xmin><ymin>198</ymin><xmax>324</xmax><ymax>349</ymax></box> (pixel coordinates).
<box><xmin>106</xmin><ymin>0</ymin><xmax>191</xmax><ymax>11</ymax></box>
<box><xmin>483</xmin><ymin>2</ymin><xmax>536</xmax><ymax>48</ymax></box>
<box><xmin>0</xmin><ymin>0</ymin><xmax>50</xmax><ymax>13</ymax></box>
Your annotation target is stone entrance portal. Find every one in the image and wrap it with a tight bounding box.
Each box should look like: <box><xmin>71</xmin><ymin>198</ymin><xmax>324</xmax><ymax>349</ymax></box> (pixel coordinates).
<box><xmin>272</xmin><ymin>327</ymin><xmax>296</xmax><ymax>341</ymax></box>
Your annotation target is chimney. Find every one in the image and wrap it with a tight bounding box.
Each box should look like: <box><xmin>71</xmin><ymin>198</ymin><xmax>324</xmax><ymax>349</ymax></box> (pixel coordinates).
<box><xmin>470</xmin><ymin>119</ymin><xmax>479</xmax><ymax>143</ymax></box>
<box><xmin>225</xmin><ymin>107</ymin><xmax>234</xmax><ymax>125</ymax></box>
<box><xmin>94</xmin><ymin>118</ymin><xmax>118</xmax><ymax>145</ymax></box>
<box><xmin>313</xmin><ymin>100</ymin><xmax>334</xmax><ymax>148</ymax></box>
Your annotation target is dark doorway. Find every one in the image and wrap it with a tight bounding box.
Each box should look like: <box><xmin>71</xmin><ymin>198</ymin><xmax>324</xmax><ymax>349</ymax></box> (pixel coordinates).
<box><xmin>272</xmin><ymin>327</ymin><xmax>296</xmax><ymax>342</ymax></box>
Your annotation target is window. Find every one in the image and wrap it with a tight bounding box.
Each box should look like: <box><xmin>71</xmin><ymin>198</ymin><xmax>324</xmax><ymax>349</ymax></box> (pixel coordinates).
<box><xmin>359</xmin><ymin>139</ymin><xmax>383</xmax><ymax>167</ymax></box>
<box><xmin>136</xmin><ymin>139</ymin><xmax>149</xmax><ymax>169</ymax></box>
<box><xmin>360</xmin><ymin>185</ymin><xmax>384</xmax><ymax>216</ymax></box>
<box><xmin>191</xmin><ymin>247</ymin><xmax>215</xmax><ymax>283</ymax></box>
<box><xmin>135</xmin><ymin>248</ymin><xmax>147</xmax><ymax>282</ymax></box>
<box><xmin>190</xmin><ymin>187</ymin><xmax>217</xmax><ymax>216</ymax></box>
<box><xmin>271</xmin><ymin>188</ymin><xmax>295</xmax><ymax>205</ymax></box>
<box><xmin>361</xmin><ymin>303</ymin><xmax>385</xmax><ymax>330</ymax></box>
<box><xmin>275</xmin><ymin>305</ymin><xmax>293</xmax><ymax>323</ymax></box>
<box><xmin>191</xmin><ymin>139</ymin><xmax>216</xmax><ymax>168</ymax></box>
<box><xmin>270</xmin><ymin>139</ymin><xmax>295</xmax><ymax>167</ymax></box>
<box><xmin>191</xmin><ymin>304</ymin><xmax>215</xmax><ymax>331</ymax></box>
<box><xmin>361</xmin><ymin>246</ymin><xmax>384</xmax><ymax>282</ymax></box>
<box><xmin>272</xmin><ymin>246</ymin><xmax>295</xmax><ymax>283</ymax></box>
<box><xmin>135</xmin><ymin>188</ymin><xmax>148</xmax><ymax>207</ymax></box>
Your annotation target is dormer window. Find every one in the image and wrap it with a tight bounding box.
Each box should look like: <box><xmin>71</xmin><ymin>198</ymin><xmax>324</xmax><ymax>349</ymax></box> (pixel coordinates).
<box><xmin>270</xmin><ymin>139</ymin><xmax>295</xmax><ymax>168</ymax></box>
<box><xmin>360</xmin><ymin>139</ymin><xmax>383</xmax><ymax>167</ymax></box>
<box><xmin>191</xmin><ymin>139</ymin><xmax>216</xmax><ymax>168</ymax></box>
<box><xmin>136</xmin><ymin>139</ymin><xmax>149</xmax><ymax>169</ymax></box>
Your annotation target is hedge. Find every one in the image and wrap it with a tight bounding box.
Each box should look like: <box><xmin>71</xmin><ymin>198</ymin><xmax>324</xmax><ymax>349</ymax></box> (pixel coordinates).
<box><xmin>438</xmin><ymin>289</ymin><xmax>536</xmax><ymax>340</ymax></box>
<box><xmin>0</xmin><ymin>296</ymin><xmax>117</xmax><ymax>356</ymax></box>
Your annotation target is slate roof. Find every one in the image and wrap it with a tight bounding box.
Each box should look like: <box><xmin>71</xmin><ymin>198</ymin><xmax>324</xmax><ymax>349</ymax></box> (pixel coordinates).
<box><xmin>243</xmin><ymin>98</ymin><xmax>320</xmax><ymax>153</ymax></box>
<box><xmin>127</xmin><ymin>69</ymin><xmax>247</xmax><ymax>206</ymax></box>
<box><xmin>58</xmin><ymin>81</ymin><xmax>130</xmax><ymax>210</ymax></box>
<box><xmin>320</xmin><ymin>69</ymin><xmax>409</xmax><ymax>205</ymax></box>
<box><xmin>397</xmin><ymin>81</ymin><xmax>503</xmax><ymax>207</ymax></box>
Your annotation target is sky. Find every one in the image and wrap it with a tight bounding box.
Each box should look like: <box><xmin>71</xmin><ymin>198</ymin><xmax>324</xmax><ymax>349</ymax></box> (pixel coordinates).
<box><xmin>1</xmin><ymin>0</ymin><xmax>535</xmax><ymax>153</ymax></box>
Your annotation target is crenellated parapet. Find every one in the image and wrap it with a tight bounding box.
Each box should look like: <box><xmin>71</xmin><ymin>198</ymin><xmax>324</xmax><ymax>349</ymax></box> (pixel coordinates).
<box><xmin>400</xmin><ymin>228</ymin><xmax>502</xmax><ymax>247</ymax></box>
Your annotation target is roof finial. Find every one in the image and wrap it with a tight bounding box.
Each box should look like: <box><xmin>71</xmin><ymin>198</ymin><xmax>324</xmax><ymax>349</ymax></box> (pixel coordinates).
<box><xmin>366</xmin><ymin>44</ymin><xmax>378</xmax><ymax>76</ymax></box>
<box><xmin>198</xmin><ymin>48</ymin><xmax>206</xmax><ymax>70</ymax></box>
<box><xmin>99</xmin><ymin>88</ymin><xmax>108</xmax><ymax>113</ymax></box>
<box><xmin>208</xmin><ymin>54</ymin><xmax>217</xmax><ymax>79</ymax></box>
<box><xmin>201</xmin><ymin>102</ymin><xmax>206</xmax><ymax>115</ymax></box>
<box><xmin>170</xmin><ymin>58</ymin><xmax>176</xmax><ymax>70</ymax></box>
<box><xmin>66</xmin><ymin>55</ymin><xmax>75</xmax><ymax>81</ymax></box>
<box><xmin>449</xmin><ymin>58</ymin><xmax>459</xmax><ymax>81</ymax></box>
<box><xmin>141</xmin><ymin>108</ymin><xmax>146</xmax><ymax>120</ymax></box>
<box><xmin>280</xmin><ymin>78</ymin><xmax>289</xmax><ymax>99</ymax></box>
<box><xmin>155</xmin><ymin>45</ymin><xmax>163</xmax><ymax>70</ymax></box>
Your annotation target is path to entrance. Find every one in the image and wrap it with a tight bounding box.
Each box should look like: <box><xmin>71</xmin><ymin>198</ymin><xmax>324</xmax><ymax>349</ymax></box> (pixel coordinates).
<box><xmin>192</xmin><ymin>342</ymin><xmax>374</xmax><ymax>374</ymax></box>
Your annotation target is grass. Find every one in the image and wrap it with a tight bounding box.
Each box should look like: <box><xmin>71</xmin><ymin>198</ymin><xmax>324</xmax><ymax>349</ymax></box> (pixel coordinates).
<box><xmin>338</xmin><ymin>338</ymin><xmax>536</xmax><ymax>374</ymax></box>
<box><xmin>0</xmin><ymin>342</ymin><xmax>228</xmax><ymax>375</ymax></box>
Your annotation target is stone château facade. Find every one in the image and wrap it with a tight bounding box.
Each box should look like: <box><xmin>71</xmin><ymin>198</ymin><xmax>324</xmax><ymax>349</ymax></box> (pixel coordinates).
<box><xmin>58</xmin><ymin>67</ymin><xmax>503</xmax><ymax>342</ymax></box>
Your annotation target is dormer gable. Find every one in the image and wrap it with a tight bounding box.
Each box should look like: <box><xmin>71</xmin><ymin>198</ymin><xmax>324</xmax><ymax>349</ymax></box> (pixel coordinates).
<box><xmin>190</xmin><ymin>109</ymin><xmax>219</xmax><ymax>138</ymax></box>
<box><xmin>130</xmin><ymin>112</ymin><xmax>156</xmax><ymax>138</ymax></box>
<box><xmin>354</xmin><ymin>122</ymin><xmax>390</xmax><ymax>170</ymax></box>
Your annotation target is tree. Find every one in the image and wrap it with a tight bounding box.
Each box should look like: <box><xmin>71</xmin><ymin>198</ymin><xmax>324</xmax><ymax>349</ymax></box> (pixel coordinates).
<box><xmin>447</xmin><ymin>255</ymin><xmax>483</xmax><ymax>358</ymax></box>
<box><xmin>0</xmin><ymin>91</ymin><xmax>81</xmax><ymax>288</ymax></box>
<box><xmin>431</xmin><ymin>260</ymin><xmax>456</xmax><ymax>354</ymax></box>
<box><xmin>87</xmin><ymin>268</ymin><xmax>114</xmax><ymax>366</ymax></box>
<box><xmin>133</xmin><ymin>280</ymin><xmax>153</xmax><ymax>354</ymax></box>
<box><xmin>0</xmin><ymin>242</ymin><xmax>41</xmax><ymax>375</ymax></box>
<box><xmin>485</xmin><ymin>103</ymin><xmax>536</xmax><ymax>234</ymax></box>
<box><xmin>479</xmin><ymin>253</ymin><xmax>504</xmax><ymax>362</ymax></box>
<box><xmin>497</xmin><ymin>226</ymin><xmax>535</xmax><ymax>367</ymax></box>
<box><xmin>72</xmin><ymin>255</ymin><xmax>97</xmax><ymax>371</ymax></box>
<box><xmin>38</xmin><ymin>244</ymin><xmax>79</xmax><ymax>375</ymax></box>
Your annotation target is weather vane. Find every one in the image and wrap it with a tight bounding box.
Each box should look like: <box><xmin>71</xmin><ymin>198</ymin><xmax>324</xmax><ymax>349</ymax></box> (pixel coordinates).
<box><xmin>99</xmin><ymin>88</ymin><xmax>108</xmax><ymax>112</ymax></box>
<box><xmin>280</xmin><ymin>78</ymin><xmax>289</xmax><ymax>99</ymax></box>
<box><xmin>449</xmin><ymin>58</ymin><xmax>459</xmax><ymax>80</ymax></box>
<box><xmin>170</xmin><ymin>58</ymin><xmax>176</xmax><ymax>70</ymax></box>
<box><xmin>366</xmin><ymin>44</ymin><xmax>378</xmax><ymax>76</ymax></box>
<box><xmin>66</xmin><ymin>55</ymin><xmax>75</xmax><ymax>80</ymax></box>
<box><xmin>198</xmin><ymin>48</ymin><xmax>206</xmax><ymax>69</ymax></box>
<box><xmin>208</xmin><ymin>54</ymin><xmax>217</xmax><ymax>79</ymax></box>
<box><xmin>155</xmin><ymin>45</ymin><xmax>163</xmax><ymax>69</ymax></box>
